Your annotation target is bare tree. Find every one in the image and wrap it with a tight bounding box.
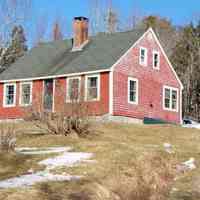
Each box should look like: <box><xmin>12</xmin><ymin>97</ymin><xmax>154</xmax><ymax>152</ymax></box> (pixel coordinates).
<box><xmin>106</xmin><ymin>7</ymin><xmax>118</xmax><ymax>33</ymax></box>
<box><xmin>0</xmin><ymin>0</ymin><xmax>32</xmax><ymax>47</ymax></box>
<box><xmin>52</xmin><ymin>18</ymin><xmax>63</xmax><ymax>41</ymax></box>
<box><xmin>88</xmin><ymin>0</ymin><xmax>105</xmax><ymax>35</ymax></box>
<box><xmin>34</xmin><ymin>14</ymin><xmax>49</xmax><ymax>46</ymax></box>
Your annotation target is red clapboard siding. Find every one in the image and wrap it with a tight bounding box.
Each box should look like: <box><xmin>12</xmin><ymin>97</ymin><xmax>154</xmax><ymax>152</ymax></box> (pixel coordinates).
<box><xmin>0</xmin><ymin>73</ymin><xmax>109</xmax><ymax>119</ymax></box>
<box><xmin>54</xmin><ymin>72</ymin><xmax>110</xmax><ymax>115</ymax></box>
<box><xmin>112</xmin><ymin>30</ymin><xmax>182</xmax><ymax>124</ymax></box>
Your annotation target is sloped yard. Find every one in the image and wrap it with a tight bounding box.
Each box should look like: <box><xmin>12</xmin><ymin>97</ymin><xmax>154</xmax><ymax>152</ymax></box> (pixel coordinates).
<box><xmin>0</xmin><ymin>122</ymin><xmax>200</xmax><ymax>200</ymax></box>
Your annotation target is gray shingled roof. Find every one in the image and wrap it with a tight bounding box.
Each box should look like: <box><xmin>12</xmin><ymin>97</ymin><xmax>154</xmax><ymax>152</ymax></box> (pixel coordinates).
<box><xmin>0</xmin><ymin>29</ymin><xmax>145</xmax><ymax>81</ymax></box>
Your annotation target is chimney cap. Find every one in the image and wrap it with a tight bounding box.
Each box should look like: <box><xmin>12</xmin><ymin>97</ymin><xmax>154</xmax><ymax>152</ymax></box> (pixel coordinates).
<box><xmin>74</xmin><ymin>16</ymin><xmax>89</xmax><ymax>21</ymax></box>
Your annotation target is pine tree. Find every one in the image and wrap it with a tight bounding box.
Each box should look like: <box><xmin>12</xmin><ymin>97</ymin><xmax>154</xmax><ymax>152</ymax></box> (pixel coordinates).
<box><xmin>0</xmin><ymin>25</ymin><xmax>28</xmax><ymax>70</ymax></box>
<box><xmin>171</xmin><ymin>23</ymin><xmax>200</xmax><ymax>119</ymax></box>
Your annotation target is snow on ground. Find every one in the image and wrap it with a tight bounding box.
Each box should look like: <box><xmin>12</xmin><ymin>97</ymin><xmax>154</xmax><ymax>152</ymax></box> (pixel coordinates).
<box><xmin>182</xmin><ymin>124</ymin><xmax>200</xmax><ymax>129</ymax></box>
<box><xmin>0</xmin><ymin>147</ymin><xmax>93</xmax><ymax>189</ymax></box>
<box><xmin>16</xmin><ymin>147</ymin><xmax>71</xmax><ymax>155</ymax></box>
<box><xmin>39</xmin><ymin>152</ymin><xmax>93</xmax><ymax>169</ymax></box>
<box><xmin>182</xmin><ymin>119</ymin><xmax>200</xmax><ymax>129</ymax></box>
<box><xmin>0</xmin><ymin>172</ymin><xmax>81</xmax><ymax>189</ymax></box>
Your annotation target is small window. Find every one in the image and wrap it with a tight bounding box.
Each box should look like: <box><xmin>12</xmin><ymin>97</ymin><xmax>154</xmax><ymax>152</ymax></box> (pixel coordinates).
<box><xmin>163</xmin><ymin>86</ymin><xmax>178</xmax><ymax>112</ymax></box>
<box><xmin>164</xmin><ymin>88</ymin><xmax>170</xmax><ymax>109</ymax></box>
<box><xmin>128</xmin><ymin>78</ymin><xmax>138</xmax><ymax>104</ymax></box>
<box><xmin>20</xmin><ymin>82</ymin><xmax>32</xmax><ymax>106</ymax></box>
<box><xmin>85</xmin><ymin>74</ymin><xmax>100</xmax><ymax>101</ymax></box>
<box><xmin>67</xmin><ymin>77</ymin><xmax>81</xmax><ymax>102</ymax></box>
<box><xmin>172</xmin><ymin>90</ymin><xmax>177</xmax><ymax>110</ymax></box>
<box><xmin>139</xmin><ymin>47</ymin><xmax>147</xmax><ymax>66</ymax></box>
<box><xmin>153</xmin><ymin>51</ymin><xmax>160</xmax><ymax>69</ymax></box>
<box><xmin>3</xmin><ymin>83</ymin><xmax>16</xmax><ymax>107</ymax></box>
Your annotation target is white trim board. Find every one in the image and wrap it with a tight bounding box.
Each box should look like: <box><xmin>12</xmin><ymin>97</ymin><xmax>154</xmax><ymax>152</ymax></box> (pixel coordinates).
<box><xmin>128</xmin><ymin>77</ymin><xmax>139</xmax><ymax>105</ymax></box>
<box><xmin>85</xmin><ymin>74</ymin><xmax>100</xmax><ymax>102</ymax></box>
<box><xmin>163</xmin><ymin>85</ymin><xmax>179</xmax><ymax>112</ymax></box>
<box><xmin>109</xmin><ymin>28</ymin><xmax>150</xmax><ymax>114</ymax></box>
<box><xmin>139</xmin><ymin>47</ymin><xmax>148</xmax><ymax>67</ymax></box>
<box><xmin>3</xmin><ymin>83</ymin><xmax>17</xmax><ymax>108</ymax></box>
<box><xmin>109</xmin><ymin>28</ymin><xmax>183</xmax><ymax>115</ymax></box>
<box><xmin>0</xmin><ymin>69</ymin><xmax>110</xmax><ymax>83</ymax></box>
<box><xmin>149</xmin><ymin>28</ymin><xmax>183</xmax><ymax>89</ymax></box>
<box><xmin>19</xmin><ymin>81</ymin><xmax>33</xmax><ymax>107</ymax></box>
<box><xmin>66</xmin><ymin>76</ymin><xmax>81</xmax><ymax>103</ymax></box>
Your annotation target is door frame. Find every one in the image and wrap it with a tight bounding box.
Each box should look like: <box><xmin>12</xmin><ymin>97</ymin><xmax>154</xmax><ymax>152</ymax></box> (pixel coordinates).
<box><xmin>42</xmin><ymin>79</ymin><xmax>55</xmax><ymax>112</ymax></box>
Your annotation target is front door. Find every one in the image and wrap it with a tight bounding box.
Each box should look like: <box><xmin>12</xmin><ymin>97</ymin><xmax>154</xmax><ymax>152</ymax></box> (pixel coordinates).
<box><xmin>43</xmin><ymin>79</ymin><xmax>53</xmax><ymax>111</ymax></box>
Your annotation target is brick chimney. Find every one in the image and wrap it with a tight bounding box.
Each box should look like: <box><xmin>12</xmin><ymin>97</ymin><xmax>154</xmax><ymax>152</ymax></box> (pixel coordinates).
<box><xmin>72</xmin><ymin>17</ymin><xmax>89</xmax><ymax>51</ymax></box>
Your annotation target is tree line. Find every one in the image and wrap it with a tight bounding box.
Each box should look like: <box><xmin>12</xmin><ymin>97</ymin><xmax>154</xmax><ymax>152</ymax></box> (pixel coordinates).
<box><xmin>0</xmin><ymin>0</ymin><xmax>199</xmax><ymax>120</ymax></box>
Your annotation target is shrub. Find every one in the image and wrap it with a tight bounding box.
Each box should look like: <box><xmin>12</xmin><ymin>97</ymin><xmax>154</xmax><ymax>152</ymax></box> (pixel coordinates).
<box><xmin>25</xmin><ymin>92</ymin><xmax>92</xmax><ymax>137</ymax></box>
<box><xmin>0</xmin><ymin>123</ymin><xmax>16</xmax><ymax>152</ymax></box>
<box><xmin>112</xmin><ymin>152</ymin><xmax>177</xmax><ymax>200</ymax></box>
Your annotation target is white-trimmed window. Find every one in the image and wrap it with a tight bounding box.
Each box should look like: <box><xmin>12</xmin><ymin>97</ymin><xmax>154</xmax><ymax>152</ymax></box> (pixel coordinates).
<box><xmin>128</xmin><ymin>77</ymin><xmax>138</xmax><ymax>104</ymax></box>
<box><xmin>20</xmin><ymin>82</ymin><xmax>32</xmax><ymax>106</ymax></box>
<box><xmin>153</xmin><ymin>50</ymin><xmax>160</xmax><ymax>69</ymax></box>
<box><xmin>3</xmin><ymin>83</ymin><xmax>16</xmax><ymax>107</ymax></box>
<box><xmin>163</xmin><ymin>86</ymin><xmax>178</xmax><ymax>112</ymax></box>
<box><xmin>85</xmin><ymin>74</ymin><xmax>100</xmax><ymax>101</ymax></box>
<box><xmin>66</xmin><ymin>77</ymin><xmax>81</xmax><ymax>102</ymax></box>
<box><xmin>139</xmin><ymin>47</ymin><xmax>147</xmax><ymax>66</ymax></box>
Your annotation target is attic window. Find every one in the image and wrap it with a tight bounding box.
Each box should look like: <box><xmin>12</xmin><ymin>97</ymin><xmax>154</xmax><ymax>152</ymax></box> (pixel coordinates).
<box><xmin>139</xmin><ymin>47</ymin><xmax>147</xmax><ymax>66</ymax></box>
<box><xmin>3</xmin><ymin>83</ymin><xmax>16</xmax><ymax>107</ymax></box>
<box><xmin>153</xmin><ymin>51</ymin><xmax>160</xmax><ymax>69</ymax></box>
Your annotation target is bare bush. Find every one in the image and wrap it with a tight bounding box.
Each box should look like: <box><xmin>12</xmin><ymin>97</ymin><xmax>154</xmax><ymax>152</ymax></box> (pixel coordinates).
<box><xmin>24</xmin><ymin>81</ymin><xmax>92</xmax><ymax>137</ymax></box>
<box><xmin>26</xmin><ymin>101</ymin><xmax>91</xmax><ymax>137</ymax></box>
<box><xmin>68</xmin><ymin>152</ymin><xmax>176</xmax><ymax>200</ymax></box>
<box><xmin>112</xmin><ymin>152</ymin><xmax>176</xmax><ymax>200</ymax></box>
<box><xmin>0</xmin><ymin>123</ymin><xmax>16</xmax><ymax>152</ymax></box>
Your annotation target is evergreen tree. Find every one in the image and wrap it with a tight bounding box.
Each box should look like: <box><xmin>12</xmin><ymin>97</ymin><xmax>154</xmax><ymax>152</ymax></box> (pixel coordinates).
<box><xmin>171</xmin><ymin>23</ymin><xmax>200</xmax><ymax>119</ymax></box>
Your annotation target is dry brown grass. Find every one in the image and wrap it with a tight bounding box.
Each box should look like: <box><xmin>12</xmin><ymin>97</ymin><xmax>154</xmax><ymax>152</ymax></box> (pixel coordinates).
<box><xmin>0</xmin><ymin>122</ymin><xmax>200</xmax><ymax>199</ymax></box>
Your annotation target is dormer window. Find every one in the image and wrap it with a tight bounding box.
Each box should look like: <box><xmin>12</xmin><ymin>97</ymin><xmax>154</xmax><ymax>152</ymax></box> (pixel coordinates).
<box><xmin>153</xmin><ymin>51</ymin><xmax>160</xmax><ymax>69</ymax></box>
<box><xmin>139</xmin><ymin>47</ymin><xmax>147</xmax><ymax>66</ymax></box>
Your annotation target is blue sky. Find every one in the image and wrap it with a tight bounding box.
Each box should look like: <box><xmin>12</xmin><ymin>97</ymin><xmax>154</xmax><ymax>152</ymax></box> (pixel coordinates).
<box><xmin>33</xmin><ymin>0</ymin><xmax>199</xmax><ymax>25</ymax></box>
<box><xmin>27</xmin><ymin>0</ymin><xmax>199</xmax><ymax>45</ymax></box>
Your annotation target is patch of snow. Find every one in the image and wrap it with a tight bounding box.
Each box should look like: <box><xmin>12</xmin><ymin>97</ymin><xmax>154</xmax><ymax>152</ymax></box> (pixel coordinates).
<box><xmin>0</xmin><ymin>146</ymin><xmax>93</xmax><ymax>189</ymax></box>
<box><xmin>163</xmin><ymin>143</ymin><xmax>174</xmax><ymax>154</ymax></box>
<box><xmin>182</xmin><ymin>124</ymin><xmax>200</xmax><ymax>129</ymax></box>
<box><xmin>0</xmin><ymin>171</ymin><xmax>81</xmax><ymax>189</ymax></box>
<box><xmin>177</xmin><ymin>157</ymin><xmax>196</xmax><ymax>173</ymax></box>
<box><xmin>182</xmin><ymin>157</ymin><xmax>196</xmax><ymax>170</ymax></box>
<box><xmin>16</xmin><ymin>147</ymin><xmax>71</xmax><ymax>155</ymax></box>
<box><xmin>182</xmin><ymin>119</ymin><xmax>200</xmax><ymax>129</ymax></box>
<box><xmin>39</xmin><ymin>152</ymin><xmax>93</xmax><ymax>169</ymax></box>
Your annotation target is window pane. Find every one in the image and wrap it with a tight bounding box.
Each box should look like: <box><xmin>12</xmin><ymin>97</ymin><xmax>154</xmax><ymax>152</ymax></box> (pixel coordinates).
<box><xmin>130</xmin><ymin>80</ymin><xmax>136</xmax><ymax>91</ymax></box>
<box><xmin>154</xmin><ymin>53</ymin><xmax>159</xmax><ymax>67</ymax></box>
<box><xmin>172</xmin><ymin>90</ymin><xmax>177</xmax><ymax>110</ymax></box>
<box><xmin>130</xmin><ymin>91</ymin><xmax>136</xmax><ymax>102</ymax></box>
<box><xmin>89</xmin><ymin>77</ymin><xmax>97</xmax><ymax>87</ymax></box>
<box><xmin>68</xmin><ymin>79</ymin><xmax>80</xmax><ymax>100</ymax></box>
<box><xmin>21</xmin><ymin>84</ymin><xmax>31</xmax><ymax>105</ymax></box>
<box><xmin>140</xmin><ymin>48</ymin><xmax>146</xmax><ymax>64</ymax></box>
<box><xmin>164</xmin><ymin>88</ymin><xmax>170</xmax><ymax>108</ymax></box>
<box><xmin>129</xmin><ymin>80</ymin><xmax>137</xmax><ymax>103</ymax></box>
<box><xmin>87</xmin><ymin>77</ymin><xmax>98</xmax><ymax>100</ymax></box>
<box><xmin>6</xmin><ymin>85</ymin><xmax>14</xmax><ymax>105</ymax></box>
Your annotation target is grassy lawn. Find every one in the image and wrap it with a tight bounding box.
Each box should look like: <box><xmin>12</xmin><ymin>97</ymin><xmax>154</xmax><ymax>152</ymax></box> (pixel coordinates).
<box><xmin>0</xmin><ymin>122</ymin><xmax>200</xmax><ymax>199</ymax></box>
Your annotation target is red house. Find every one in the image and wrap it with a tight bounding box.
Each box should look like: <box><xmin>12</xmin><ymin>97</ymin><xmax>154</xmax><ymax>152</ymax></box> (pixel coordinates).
<box><xmin>0</xmin><ymin>17</ymin><xmax>183</xmax><ymax>124</ymax></box>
